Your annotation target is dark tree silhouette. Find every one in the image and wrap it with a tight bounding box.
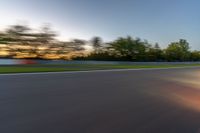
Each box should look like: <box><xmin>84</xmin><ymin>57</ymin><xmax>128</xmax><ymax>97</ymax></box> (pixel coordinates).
<box><xmin>91</xmin><ymin>36</ymin><xmax>102</xmax><ymax>53</ymax></box>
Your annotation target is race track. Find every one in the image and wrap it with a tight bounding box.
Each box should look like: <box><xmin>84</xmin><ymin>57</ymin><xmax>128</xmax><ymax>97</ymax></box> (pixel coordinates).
<box><xmin>1</xmin><ymin>68</ymin><xmax>200</xmax><ymax>133</ymax></box>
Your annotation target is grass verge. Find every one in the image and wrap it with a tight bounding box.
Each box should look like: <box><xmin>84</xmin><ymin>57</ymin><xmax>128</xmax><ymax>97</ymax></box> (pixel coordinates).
<box><xmin>0</xmin><ymin>64</ymin><xmax>200</xmax><ymax>74</ymax></box>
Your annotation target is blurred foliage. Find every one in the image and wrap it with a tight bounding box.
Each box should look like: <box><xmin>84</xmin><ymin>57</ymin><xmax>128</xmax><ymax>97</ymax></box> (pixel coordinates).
<box><xmin>1</xmin><ymin>24</ymin><xmax>200</xmax><ymax>61</ymax></box>
<box><xmin>0</xmin><ymin>24</ymin><xmax>86</xmax><ymax>59</ymax></box>
<box><xmin>75</xmin><ymin>37</ymin><xmax>200</xmax><ymax>62</ymax></box>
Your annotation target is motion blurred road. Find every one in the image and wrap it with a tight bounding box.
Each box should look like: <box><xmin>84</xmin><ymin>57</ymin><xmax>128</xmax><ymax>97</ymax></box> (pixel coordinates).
<box><xmin>1</xmin><ymin>68</ymin><xmax>200</xmax><ymax>133</ymax></box>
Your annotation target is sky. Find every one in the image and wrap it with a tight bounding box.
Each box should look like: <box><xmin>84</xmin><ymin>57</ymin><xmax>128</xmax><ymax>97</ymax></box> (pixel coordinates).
<box><xmin>0</xmin><ymin>0</ymin><xmax>200</xmax><ymax>49</ymax></box>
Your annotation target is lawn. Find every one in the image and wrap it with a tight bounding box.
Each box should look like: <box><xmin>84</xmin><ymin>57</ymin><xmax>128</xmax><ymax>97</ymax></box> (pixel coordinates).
<box><xmin>0</xmin><ymin>64</ymin><xmax>200</xmax><ymax>74</ymax></box>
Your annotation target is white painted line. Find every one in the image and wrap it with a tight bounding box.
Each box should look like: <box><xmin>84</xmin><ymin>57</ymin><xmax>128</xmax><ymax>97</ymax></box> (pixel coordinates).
<box><xmin>0</xmin><ymin>66</ymin><xmax>200</xmax><ymax>76</ymax></box>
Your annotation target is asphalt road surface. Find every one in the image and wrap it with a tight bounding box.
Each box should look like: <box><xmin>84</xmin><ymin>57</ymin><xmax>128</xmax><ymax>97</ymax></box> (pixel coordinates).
<box><xmin>1</xmin><ymin>68</ymin><xmax>200</xmax><ymax>133</ymax></box>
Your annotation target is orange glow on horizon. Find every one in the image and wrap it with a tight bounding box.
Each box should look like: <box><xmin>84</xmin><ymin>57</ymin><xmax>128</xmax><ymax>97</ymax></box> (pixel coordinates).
<box><xmin>0</xmin><ymin>44</ymin><xmax>88</xmax><ymax>60</ymax></box>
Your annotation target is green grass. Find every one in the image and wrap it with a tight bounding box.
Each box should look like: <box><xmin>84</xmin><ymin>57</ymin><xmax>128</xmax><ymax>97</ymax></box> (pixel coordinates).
<box><xmin>0</xmin><ymin>64</ymin><xmax>200</xmax><ymax>74</ymax></box>
<box><xmin>0</xmin><ymin>67</ymin><xmax>67</xmax><ymax>74</ymax></box>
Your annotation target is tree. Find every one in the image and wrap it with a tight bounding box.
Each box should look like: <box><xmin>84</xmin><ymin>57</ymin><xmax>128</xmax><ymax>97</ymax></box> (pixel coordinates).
<box><xmin>6</xmin><ymin>25</ymin><xmax>30</xmax><ymax>35</ymax></box>
<box><xmin>190</xmin><ymin>51</ymin><xmax>200</xmax><ymax>61</ymax></box>
<box><xmin>146</xmin><ymin>43</ymin><xmax>163</xmax><ymax>61</ymax></box>
<box><xmin>71</xmin><ymin>39</ymin><xmax>86</xmax><ymax>51</ymax></box>
<box><xmin>165</xmin><ymin>39</ymin><xmax>190</xmax><ymax>61</ymax></box>
<box><xmin>91</xmin><ymin>36</ymin><xmax>102</xmax><ymax>53</ymax></box>
<box><xmin>37</xmin><ymin>24</ymin><xmax>56</xmax><ymax>44</ymax></box>
<box><xmin>110</xmin><ymin>36</ymin><xmax>146</xmax><ymax>61</ymax></box>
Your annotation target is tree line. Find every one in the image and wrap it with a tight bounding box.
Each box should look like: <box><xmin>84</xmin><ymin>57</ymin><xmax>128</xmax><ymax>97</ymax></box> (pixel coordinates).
<box><xmin>1</xmin><ymin>24</ymin><xmax>200</xmax><ymax>61</ymax></box>
<box><xmin>0</xmin><ymin>24</ymin><xmax>86</xmax><ymax>59</ymax></box>
<box><xmin>75</xmin><ymin>36</ymin><xmax>200</xmax><ymax>62</ymax></box>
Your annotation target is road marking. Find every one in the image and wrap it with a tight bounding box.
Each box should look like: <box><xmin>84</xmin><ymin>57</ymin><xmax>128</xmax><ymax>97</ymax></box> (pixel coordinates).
<box><xmin>0</xmin><ymin>66</ymin><xmax>200</xmax><ymax>76</ymax></box>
